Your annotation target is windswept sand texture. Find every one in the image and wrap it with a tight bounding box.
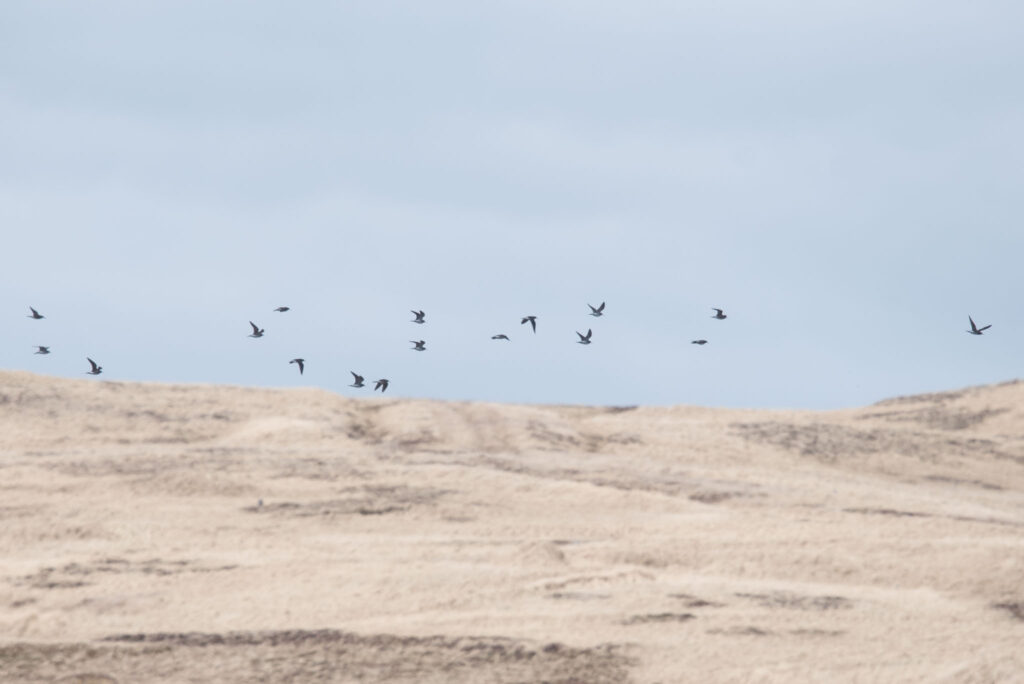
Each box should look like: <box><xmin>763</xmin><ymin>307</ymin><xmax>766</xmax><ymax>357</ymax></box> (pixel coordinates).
<box><xmin>1</xmin><ymin>370</ymin><xmax>1023</xmax><ymax>683</ymax></box>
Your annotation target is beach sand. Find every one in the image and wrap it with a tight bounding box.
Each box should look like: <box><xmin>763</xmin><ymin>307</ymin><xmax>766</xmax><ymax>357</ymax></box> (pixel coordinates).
<box><xmin>1</xmin><ymin>370</ymin><xmax>1022</xmax><ymax>682</ymax></box>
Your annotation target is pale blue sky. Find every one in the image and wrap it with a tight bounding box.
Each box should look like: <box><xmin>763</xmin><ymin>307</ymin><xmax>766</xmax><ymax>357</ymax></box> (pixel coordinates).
<box><xmin>2</xmin><ymin>1</ymin><xmax>1021</xmax><ymax>408</ymax></box>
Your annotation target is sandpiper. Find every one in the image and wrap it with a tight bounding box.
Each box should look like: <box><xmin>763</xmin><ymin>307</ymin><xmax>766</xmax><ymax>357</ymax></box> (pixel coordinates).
<box><xmin>588</xmin><ymin>302</ymin><xmax>605</xmax><ymax>317</ymax></box>
<box><xmin>374</xmin><ymin>378</ymin><xmax>389</xmax><ymax>393</ymax></box>
<box><xmin>576</xmin><ymin>329</ymin><xmax>593</xmax><ymax>345</ymax></box>
<box><xmin>711</xmin><ymin>308</ymin><xmax>727</xmax><ymax>320</ymax></box>
<box><xmin>248</xmin><ymin>321</ymin><xmax>264</xmax><ymax>338</ymax></box>
<box><xmin>521</xmin><ymin>315</ymin><xmax>537</xmax><ymax>333</ymax></box>
<box><xmin>34</xmin><ymin>346</ymin><xmax>50</xmax><ymax>355</ymax></box>
<box><xmin>410</xmin><ymin>340</ymin><xmax>426</xmax><ymax>351</ymax></box>
<box><xmin>691</xmin><ymin>339</ymin><xmax>708</xmax><ymax>345</ymax></box>
<box><xmin>274</xmin><ymin>306</ymin><xmax>290</xmax><ymax>312</ymax></box>
<box><xmin>966</xmin><ymin>316</ymin><xmax>991</xmax><ymax>335</ymax></box>
<box><xmin>86</xmin><ymin>357</ymin><xmax>103</xmax><ymax>375</ymax></box>
<box><xmin>491</xmin><ymin>334</ymin><xmax>510</xmax><ymax>341</ymax></box>
<box><xmin>411</xmin><ymin>310</ymin><xmax>426</xmax><ymax>324</ymax></box>
<box><xmin>290</xmin><ymin>358</ymin><xmax>305</xmax><ymax>374</ymax></box>
<box><xmin>350</xmin><ymin>372</ymin><xmax>365</xmax><ymax>388</ymax></box>
<box><xmin>27</xmin><ymin>307</ymin><xmax>44</xmax><ymax>320</ymax></box>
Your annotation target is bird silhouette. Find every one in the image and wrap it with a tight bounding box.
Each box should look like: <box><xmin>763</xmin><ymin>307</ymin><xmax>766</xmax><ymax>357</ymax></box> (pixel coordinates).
<box><xmin>86</xmin><ymin>358</ymin><xmax>103</xmax><ymax>375</ymax></box>
<box><xmin>411</xmin><ymin>310</ymin><xmax>426</xmax><ymax>324</ymax></box>
<box><xmin>491</xmin><ymin>334</ymin><xmax>510</xmax><ymax>341</ymax></box>
<box><xmin>410</xmin><ymin>340</ymin><xmax>426</xmax><ymax>351</ymax></box>
<box><xmin>588</xmin><ymin>302</ymin><xmax>605</xmax><ymax>317</ymax></box>
<box><xmin>274</xmin><ymin>306</ymin><xmax>290</xmax><ymax>312</ymax></box>
<box><xmin>248</xmin><ymin>321</ymin><xmax>264</xmax><ymax>338</ymax></box>
<box><xmin>34</xmin><ymin>346</ymin><xmax>50</xmax><ymax>355</ymax></box>
<box><xmin>576</xmin><ymin>329</ymin><xmax>593</xmax><ymax>345</ymax></box>
<box><xmin>521</xmin><ymin>315</ymin><xmax>537</xmax><ymax>333</ymax></box>
<box><xmin>27</xmin><ymin>307</ymin><xmax>44</xmax><ymax>320</ymax></box>
<box><xmin>374</xmin><ymin>378</ymin><xmax>389</xmax><ymax>393</ymax></box>
<box><xmin>966</xmin><ymin>316</ymin><xmax>992</xmax><ymax>335</ymax></box>
<box><xmin>691</xmin><ymin>339</ymin><xmax>708</xmax><ymax>345</ymax></box>
<box><xmin>290</xmin><ymin>358</ymin><xmax>305</xmax><ymax>374</ymax></box>
<box><xmin>711</xmin><ymin>308</ymin><xmax>727</xmax><ymax>320</ymax></box>
<box><xmin>350</xmin><ymin>372</ymin><xmax>365</xmax><ymax>388</ymax></box>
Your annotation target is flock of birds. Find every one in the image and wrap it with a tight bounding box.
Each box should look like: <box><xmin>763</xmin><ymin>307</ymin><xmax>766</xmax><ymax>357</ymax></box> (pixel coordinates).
<box><xmin>22</xmin><ymin>305</ymin><xmax>994</xmax><ymax>394</ymax></box>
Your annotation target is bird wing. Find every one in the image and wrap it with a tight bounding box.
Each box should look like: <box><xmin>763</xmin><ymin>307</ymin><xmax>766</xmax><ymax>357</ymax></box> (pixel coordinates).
<box><xmin>250</xmin><ymin>321</ymin><xmax>259</xmax><ymax>333</ymax></box>
<box><xmin>351</xmin><ymin>371</ymin><xmax>363</xmax><ymax>382</ymax></box>
<box><xmin>979</xmin><ymin>324</ymin><xmax>992</xmax><ymax>332</ymax></box>
<box><xmin>87</xmin><ymin>358</ymin><xmax>98</xmax><ymax>371</ymax></box>
<box><xmin>597</xmin><ymin>302</ymin><xmax>605</xmax><ymax>312</ymax></box>
<box><xmin>969</xmin><ymin>316</ymin><xmax>977</xmax><ymax>331</ymax></box>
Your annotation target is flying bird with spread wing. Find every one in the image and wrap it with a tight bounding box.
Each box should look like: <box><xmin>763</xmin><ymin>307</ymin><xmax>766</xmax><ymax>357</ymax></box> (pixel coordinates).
<box><xmin>289</xmin><ymin>358</ymin><xmax>305</xmax><ymax>374</ymax></box>
<box><xmin>248</xmin><ymin>321</ymin><xmax>264</xmax><ymax>338</ymax></box>
<box><xmin>966</xmin><ymin>316</ymin><xmax>991</xmax><ymax>336</ymax></box>
<box><xmin>521</xmin><ymin>315</ymin><xmax>537</xmax><ymax>333</ymax></box>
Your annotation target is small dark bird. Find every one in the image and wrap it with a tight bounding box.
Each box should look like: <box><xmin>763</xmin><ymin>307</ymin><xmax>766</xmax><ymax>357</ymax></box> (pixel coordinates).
<box><xmin>588</xmin><ymin>302</ymin><xmax>605</xmax><ymax>317</ymax></box>
<box><xmin>691</xmin><ymin>339</ymin><xmax>708</xmax><ymax>345</ymax></box>
<box><xmin>521</xmin><ymin>315</ymin><xmax>537</xmax><ymax>333</ymax></box>
<box><xmin>491</xmin><ymin>334</ymin><xmax>510</xmax><ymax>341</ymax></box>
<box><xmin>576</xmin><ymin>329</ymin><xmax>593</xmax><ymax>345</ymax></box>
<box><xmin>290</xmin><ymin>358</ymin><xmax>305</xmax><ymax>374</ymax></box>
<box><xmin>711</xmin><ymin>308</ymin><xmax>727</xmax><ymax>320</ymax></box>
<box><xmin>86</xmin><ymin>357</ymin><xmax>102</xmax><ymax>375</ymax></box>
<box><xmin>410</xmin><ymin>340</ymin><xmax>426</xmax><ymax>351</ymax></box>
<box><xmin>274</xmin><ymin>306</ymin><xmax>290</xmax><ymax>312</ymax></box>
<box><xmin>350</xmin><ymin>371</ymin><xmax>365</xmax><ymax>388</ymax></box>
<box><xmin>374</xmin><ymin>378</ymin><xmax>389</xmax><ymax>393</ymax></box>
<box><xmin>411</xmin><ymin>310</ymin><xmax>426</xmax><ymax>324</ymax></box>
<box><xmin>248</xmin><ymin>321</ymin><xmax>264</xmax><ymax>338</ymax></box>
<box><xmin>966</xmin><ymin>316</ymin><xmax>991</xmax><ymax>335</ymax></box>
<box><xmin>34</xmin><ymin>346</ymin><xmax>50</xmax><ymax>355</ymax></box>
<box><xmin>28</xmin><ymin>307</ymin><xmax>44</xmax><ymax>320</ymax></box>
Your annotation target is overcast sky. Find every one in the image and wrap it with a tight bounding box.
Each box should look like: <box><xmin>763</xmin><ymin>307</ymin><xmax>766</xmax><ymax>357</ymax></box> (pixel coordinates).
<box><xmin>2</xmin><ymin>1</ymin><xmax>1021</xmax><ymax>408</ymax></box>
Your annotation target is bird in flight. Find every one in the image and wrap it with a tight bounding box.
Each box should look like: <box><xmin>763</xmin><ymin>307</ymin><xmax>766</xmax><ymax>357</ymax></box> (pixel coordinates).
<box><xmin>491</xmin><ymin>334</ymin><xmax>510</xmax><ymax>341</ymax></box>
<box><xmin>576</xmin><ymin>329</ymin><xmax>593</xmax><ymax>345</ymax></box>
<box><xmin>34</xmin><ymin>346</ymin><xmax>50</xmax><ymax>355</ymax></box>
<box><xmin>27</xmin><ymin>307</ymin><xmax>44</xmax><ymax>320</ymax></box>
<box><xmin>248</xmin><ymin>321</ymin><xmax>264</xmax><ymax>338</ymax></box>
<box><xmin>966</xmin><ymin>316</ymin><xmax>992</xmax><ymax>335</ymax></box>
<box><xmin>274</xmin><ymin>306</ymin><xmax>290</xmax><ymax>312</ymax></box>
<box><xmin>711</xmin><ymin>308</ymin><xmax>727</xmax><ymax>320</ymax></box>
<box><xmin>289</xmin><ymin>358</ymin><xmax>305</xmax><ymax>374</ymax></box>
<box><xmin>410</xmin><ymin>340</ymin><xmax>426</xmax><ymax>351</ymax></box>
<box><xmin>521</xmin><ymin>315</ymin><xmax>537</xmax><ymax>333</ymax></box>
<box><xmin>86</xmin><ymin>358</ymin><xmax>103</xmax><ymax>375</ymax></box>
<box><xmin>374</xmin><ymin>378</ymin><xmax>389</xmax><ymax>393</ymax></box>
<box><xmin>691</xmin><ymin>339</ymin><xmax>708</xmax><ymax>345</ymax></box>
<box><xmin>411</xmin><ymin>310</ymin><xmax>426</xmax><ymax>324</ymax></box>
<box><xmin>588</xmin><ymin>302</ymin><xmax>605</xmax><ymax>317</ymax></box>
<box><xmin>349</xmin><ymin>372</ymin><xmax>365</xmax><ymax>388</ymax></box>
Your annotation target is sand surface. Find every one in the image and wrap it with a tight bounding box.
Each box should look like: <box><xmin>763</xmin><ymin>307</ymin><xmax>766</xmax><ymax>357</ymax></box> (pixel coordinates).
<box><xmin>1</xmin><ymin>370</ymin><xmax>1023</xmax><ymax>683</ymax></box>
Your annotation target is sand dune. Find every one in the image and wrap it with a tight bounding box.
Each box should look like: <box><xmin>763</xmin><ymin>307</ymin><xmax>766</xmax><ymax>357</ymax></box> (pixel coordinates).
<box><xmin>1</xmin><ymin>370</ymin><xmax>1022</xmax><ymax>682</ymax></box>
